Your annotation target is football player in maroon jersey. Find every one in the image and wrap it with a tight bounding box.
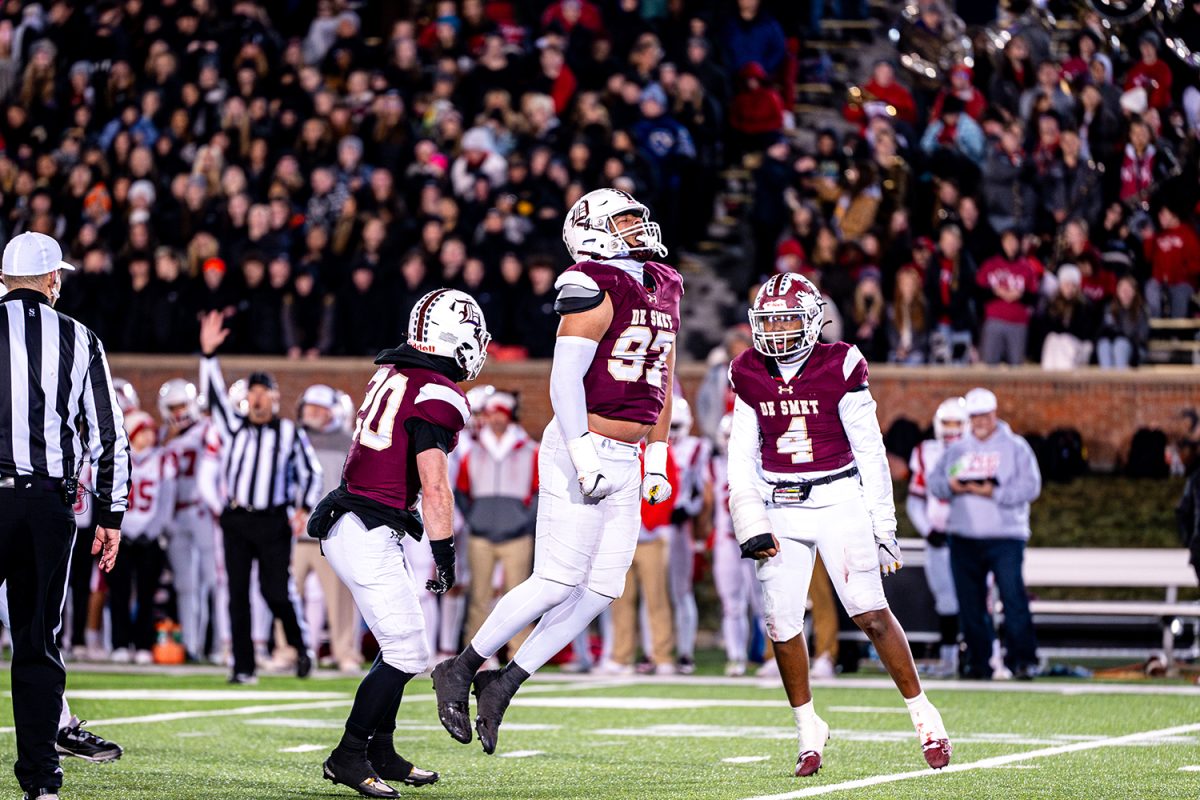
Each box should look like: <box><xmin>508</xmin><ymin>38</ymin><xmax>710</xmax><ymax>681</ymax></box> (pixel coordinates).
<box><xmin>728</xmin><ymin>274</ymin><xmax>952</xmax><ymax>777</ymax></box>
<box><xmin>434</xmin><ymin>188</ymin><xmax>683</xmax><ymax>755</ymax></box>
<box><xmin>311</xmin><ymin>289</ymin><xmax>490</xmax><ymax>799</ymax></box>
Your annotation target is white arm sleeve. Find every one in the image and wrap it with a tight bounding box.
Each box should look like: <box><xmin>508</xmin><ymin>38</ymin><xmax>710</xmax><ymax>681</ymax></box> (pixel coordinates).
<box><xmin>839</xmin><ymin>389</ymin><xmax>897</xmax><ymax>538</ymax></box>
<box><xmin>550</xmin><ymin>335</ymin><xmax>599</xmax><ymax>442</ymax></box>
<box><xmin>728</xmin><ymin>396</ymin><xmax>771</xmax><ymax>546</ymax></box>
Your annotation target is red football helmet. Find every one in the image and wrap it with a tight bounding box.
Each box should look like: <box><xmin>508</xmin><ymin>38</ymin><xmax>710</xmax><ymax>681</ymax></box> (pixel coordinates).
<box><xmin>748</xmin><ymin>274</ymin><xmax>825</xmax><ymax>362</ymax></box>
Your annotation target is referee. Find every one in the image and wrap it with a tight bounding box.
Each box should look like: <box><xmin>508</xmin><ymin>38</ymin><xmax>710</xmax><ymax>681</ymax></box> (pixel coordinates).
<box><xmin>198</xmin><ymin>310</ymin><xmax>322</xmax><ymax>684</ymax></box>
<box><xmin>0</xmin><ymin>232</ymin><xmax>129</xmax><ymax>800</ymax></box>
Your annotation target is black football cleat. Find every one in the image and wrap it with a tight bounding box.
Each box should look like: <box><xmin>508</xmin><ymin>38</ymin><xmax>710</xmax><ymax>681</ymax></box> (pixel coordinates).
<box><xmin>368</xmin><ymin>748</ymin><xmax>439</xmax><ymax>787</ymax></box>
<box><xmin>22</xmin><ymin>788</ymin><xmax>58</xmax><ymax>800</ymax></box>
<box><xmin>473</xmin><ymin>664</ymin><xmax>527</xmax><ymax>755</ymax></box>
<box><xmin>297</xmin><ymin>651</ymin><xmax>314</xmax><ymax>679</ymax></box>
<box><xmin>323</xmin><ymin>750</ymin><xmax>400</xmax><ymax>799</ymax></box>
<box><xmin>56</xmin><ymin>717</ymin><xmax>123</xmax><ymax>762</ymax></box>
<box><xmin>431</xmin><ymin>658</ymin><xmax>473</xmax><ymax>744</ymax></box>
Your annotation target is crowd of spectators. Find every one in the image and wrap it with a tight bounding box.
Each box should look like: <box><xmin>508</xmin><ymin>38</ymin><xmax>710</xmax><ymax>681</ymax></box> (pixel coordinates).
<box><xmin>0</xmin><ymin>0</ymin><xmax>1197</xmax><ymax>367</ymax></box>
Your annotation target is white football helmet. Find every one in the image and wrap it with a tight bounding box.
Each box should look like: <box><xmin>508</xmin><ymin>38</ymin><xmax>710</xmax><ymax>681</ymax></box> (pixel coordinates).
<box><xmin>408</xmin><ymin>288</ymin><xmax>491</xmax><ymax>380</ymax></box>
<box><xmin>748</xmin><ymin>273</ymin><xmax>825</xmax><ymax>362</ymax></box>
<box><xmin>112</xmin><ymin>378</ymin><xmax>140</xmax><ymax>415</ymax></box>
<box><xmin>158</xmin><ymin>379</ymin><xmax>200</xmax><ymax>427</ymax></box>
<box><xmin>123</xmin><ymin>409</ymin><xmax>157</xmax><ymax>444</ymax></box>
<box><xmin>563</xmin><ymin>187</ymin><xmax>668</xmax><ymax>262</ymax></box>
<box><xmin>298</xmin><ymin>384</ymin><xmax>355</xmax><ymax>433</ymax></box>
<box><xmin>670</xmin><ymin>396</ymin><xmax>693</xmax><ymax>441</ymax></box>
<box><xmin>933</xmin><ymin>397</ymin><xmax>968</xmax><ymax>444</ymax></box>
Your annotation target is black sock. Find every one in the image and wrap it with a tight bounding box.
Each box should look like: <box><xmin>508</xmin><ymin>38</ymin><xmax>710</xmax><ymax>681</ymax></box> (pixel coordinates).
<box><xmin>457</xmin><ymin>644</ymin><xmax>486</xmax><ymax>675</ymax></box>
<box><xmin>938</xmin><ymin>615</ymin><xmax>959</xmax><ymax>648</ymax></box>
<box><xmin>501</xmin><ymin>661</ymin><xmax>531</xmax><ymax>688</ymax></box>
<box><xmin>339</xmin><ymin>654</ymin><xmax>415</xmax><ymax>751</ymax></box>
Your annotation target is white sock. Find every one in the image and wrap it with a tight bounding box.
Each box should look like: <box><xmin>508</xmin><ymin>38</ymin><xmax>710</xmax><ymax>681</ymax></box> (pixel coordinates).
<box><xmin>58</xmin><ymin>699</ymin><xmax>73</xmax><ymax>731</ymax></box>
<box><xmin>904</xmin><ymin>691</ymin><xmax>932</xmax><ymax>717</ymax></box>
<box><xmin>469</xmin><ymin>576</ymin><xmax>575</xmax><ymax>659</ymax></box>
<box><xmin>512</xmin><ymin>587</ymin><xmax>613</xmax><ymax>674</ymax></box>
<box><xmin>792</xmin><ymin>700</ymin><xmax>816</xmax><ymax>733</ymax></box>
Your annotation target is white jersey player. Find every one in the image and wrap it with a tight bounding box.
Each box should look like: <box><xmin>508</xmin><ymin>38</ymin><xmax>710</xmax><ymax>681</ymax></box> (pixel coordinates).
<box><xmin>710</xmin><ymin>413</ymin><xmax>762</xmax><ymax>677</ymax></box>
<box><xmin>665</xmin><ymin>397</ymin><xmax>710</xmax><ymax>673</ymax></box>
<box><xmin>159</xmin><ymin>379</ymin><xmax>219</xmax><ymax>662</ymax></box>
<box><xmin>434</xmin><ymin>188</ymin><xmax>683</xmax><ymax>756</ymax></box>
<box><xmin>907</xmin><ymin>397</ymin><xmax>967</xmax><ymax>677</ymax></box>
<box><xmin>728</xmin><ymin>274</ymin><xmax>951</xmax><ymax>777</ymax></box>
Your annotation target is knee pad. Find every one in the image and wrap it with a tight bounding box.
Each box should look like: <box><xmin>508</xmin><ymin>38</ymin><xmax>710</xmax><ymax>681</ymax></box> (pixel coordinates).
<box><xmin>376</xmin><ymin>620</ymin><xmax>431</xmax><ymax>674</ymax></box>
<box><xmin>760</xmin><ymin>588</ymin><xmax>806</xmax><ymax>643</ymax></box>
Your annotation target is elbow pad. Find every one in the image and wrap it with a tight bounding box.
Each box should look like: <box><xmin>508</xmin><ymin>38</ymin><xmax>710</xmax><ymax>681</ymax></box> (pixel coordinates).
<box><xmin>730</xmin><ymin>487</ymin><xmax>772</xmax><ymax>547</ymax></box>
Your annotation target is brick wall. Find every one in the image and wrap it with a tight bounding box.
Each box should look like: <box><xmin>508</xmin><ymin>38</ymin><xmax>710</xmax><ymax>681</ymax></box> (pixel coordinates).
<box><xmin>110</xmin><ymin>356</ymin><xmax>1200</xmax><ymax>469</ymax></box>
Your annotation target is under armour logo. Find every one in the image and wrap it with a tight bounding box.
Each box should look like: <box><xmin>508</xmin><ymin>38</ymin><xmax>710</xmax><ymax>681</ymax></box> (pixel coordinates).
<box><xmin>778</xmin><ymin>385</ymin><xmax>794</xmax><ymax>395</ymax></box>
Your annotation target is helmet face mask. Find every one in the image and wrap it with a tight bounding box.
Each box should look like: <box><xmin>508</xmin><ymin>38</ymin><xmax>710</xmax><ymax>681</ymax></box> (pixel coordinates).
<box><xmin>563</xmin><ymin>188</ymin><xmax>668</xmax><ymax>262</ymax></box>
<box><xmin>749</xmin><ymin>274</ymin><xmax>825</xmax><ymax>362</ymax></box>
<box><xmin>934</xmin><ymin>397</ymin><xmax>968</xmax><ymax>444</ymax></box>
<box><xmin>158</xmin><ymin>378</ymin><xmax>199</xmax><ymax>429</ymax></box>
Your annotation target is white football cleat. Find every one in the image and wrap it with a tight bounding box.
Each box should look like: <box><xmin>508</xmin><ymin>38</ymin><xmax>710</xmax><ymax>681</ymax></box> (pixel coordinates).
<box><xmin>110</xmin><ymin>648</ymin><xmax>131</xmax><ymax>664</ymax></box>
<box><xmin>756</xmin><ymin>658</ymin><xmax>780</xmax><ymax>678</ymax></box>
<box><xmin>810</xmin><ymin>654</ymin><xmax>836</xmax><ymax>679</ymax></box>
<box><xmin>594</xmin><ymin>660</ymin><xmax>634</xmax><ymax>676</ymax></box>
<box><xmin>795</xmin><ymin>715</ymin><xmax>830</xmax><ymax>777</ymax></box>
<box><xmin>724</xmin><ymin>660</ymin><xmax>747</xmax><ymax>677</ymax></box>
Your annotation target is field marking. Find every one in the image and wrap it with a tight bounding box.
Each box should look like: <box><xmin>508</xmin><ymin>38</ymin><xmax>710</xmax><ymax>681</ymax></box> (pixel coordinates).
<box><xmin>30</xmin><ymin>689</ymin><xmax>347</xmax><ymax>701</ymax></box>
<box><xmin>827</xmin><ymin>706</ymin><xmax>909</xmax><ymax>714</ymax></box>
<box><xmin>724</xmin><ymin>756</ymin><xmax>771</xmax><ymax>764</ymax></box>
<box><xmin>498</xmin><ymin>750</ymin><xmax>545</xmax><ymax>758</ymax></box>
<box><xmin>0</xmin><ymin>699</ymin><xmax>353</xmax><ymax>734</ymax></box>
<box><xmin>1180</xmin><ymin>765</ymin><xmax>1200</xmax><ymax>772</ymax></box>
<box><xmin>738</xmin><ymin>721</ymin><xmax>1200</xmax><ymax>800</ymax></box>
<box><xmin>514</xmin><ymin>696</ymin><xmax>781</xmax><ymax>711</ymax></box>
<box><xmin>279</xmin><ymin>744</ymin><xmax>326</xmax><ymax>753</ymax></box>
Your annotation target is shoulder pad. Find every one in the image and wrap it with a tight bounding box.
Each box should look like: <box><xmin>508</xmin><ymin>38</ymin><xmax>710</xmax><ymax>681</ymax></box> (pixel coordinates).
<box><xmin>554</xmin><ymin>270</ymin><xmax>605</xmax><ymax>315</ymax></box>
<box><xmin>415</xmin><ymin>380</ymin><xmax>470</xmax><ymax>433</ymax></box>
<box><xmin>842</xmin><ymin>344</ymin><xmax>869</xmax><ymax>390</ymax></box>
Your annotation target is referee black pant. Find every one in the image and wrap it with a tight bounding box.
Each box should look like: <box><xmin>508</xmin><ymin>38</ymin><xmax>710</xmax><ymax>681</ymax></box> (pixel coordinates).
<box><xmin>221</xmin><ymin>508</ymin><xmax>307</xmax><ymax>676</ymax></box>
<box><xmin>0</xmin><ymin>482</ymin><xmax>75</xmax><ymax>793</ymax></box>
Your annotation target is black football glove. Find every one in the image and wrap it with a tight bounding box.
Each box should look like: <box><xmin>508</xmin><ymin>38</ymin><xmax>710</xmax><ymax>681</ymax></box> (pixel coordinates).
<box><xmin>426</xmin><ymin>538</ymin><xmax>456</xmax><ymax>595</ymax></box>
<box><xmin>739</xmin><ymin>533</ymin><xmax>778</xmax><ymax>560</ymax></box>
<box><xmin>927</xmin><ymin>530</ymin><xmax>948</xmax><ymax>548</ymax></box>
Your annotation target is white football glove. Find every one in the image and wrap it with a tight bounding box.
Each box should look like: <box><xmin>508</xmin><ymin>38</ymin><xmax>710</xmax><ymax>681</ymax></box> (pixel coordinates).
<box><xmin>641</xmin><ymin>441</ymin><xmax>673</xmax><ymax>505</ymax></box>
<box><xmin>566</xmin><ymin>433</ymin><xmax>617</xmax><ymax>500</ymax></box>
<box><xmin>876</xmin><ymin>536</ymin><xmax>903</xmax><ymax>576</ymax></box>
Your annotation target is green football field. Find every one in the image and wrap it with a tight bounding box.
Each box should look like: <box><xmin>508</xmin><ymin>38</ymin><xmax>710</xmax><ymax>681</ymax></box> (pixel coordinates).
<box><xmin>1</xmin><ymin>665</ymin><xmax>1198</xmax><ymax>800</ymax></box>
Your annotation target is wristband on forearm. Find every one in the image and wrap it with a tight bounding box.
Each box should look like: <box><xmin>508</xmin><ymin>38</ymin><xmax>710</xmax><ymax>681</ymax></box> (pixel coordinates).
<box><xmin>429</xmin><ymin>537</ymin><xmax>455</xmax><ymax>571</ymax></box>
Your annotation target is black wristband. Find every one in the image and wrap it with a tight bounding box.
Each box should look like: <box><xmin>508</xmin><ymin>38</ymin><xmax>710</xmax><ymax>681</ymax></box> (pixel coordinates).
<box><xmin>429</xmin><ymin>537</ymin><xmax>456</xmax><ymax>570</ymax></box>
<box><xmin>740</xmin><ymin>533</ymin><xmax>776</xmax><ymax>559</ymax></box>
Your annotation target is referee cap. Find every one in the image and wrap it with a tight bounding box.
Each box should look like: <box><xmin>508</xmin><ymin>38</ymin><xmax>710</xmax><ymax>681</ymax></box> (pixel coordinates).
<box><xmin>2</xmin><ymin>232</ymin><xmax>75</xmax><ymax>276</ymax></box>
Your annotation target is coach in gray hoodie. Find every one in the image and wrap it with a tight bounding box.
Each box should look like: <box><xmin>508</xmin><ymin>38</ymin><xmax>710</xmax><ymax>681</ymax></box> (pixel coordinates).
<box><xmin>929</xmin><ymin>387</ymin><xmax>1042</xmax><ymax>680</ymax></box>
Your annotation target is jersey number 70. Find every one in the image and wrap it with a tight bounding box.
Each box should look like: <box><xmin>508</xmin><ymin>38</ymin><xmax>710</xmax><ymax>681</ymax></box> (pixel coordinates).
<box><xmin>353</xmin><ymin>370</ymin><xmax>409</xmax><ymax>452</ymax></box>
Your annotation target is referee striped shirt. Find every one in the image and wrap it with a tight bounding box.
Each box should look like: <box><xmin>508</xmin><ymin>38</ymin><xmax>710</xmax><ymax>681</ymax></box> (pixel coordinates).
<box><xmin>0</xmin><ymin>288</ymin><xmax>131</xmax><ymax>528</ymax></box>
<box><xmin>199</xmin><ymin>357</ymin><xmax>322</xmax><ymax>512</ymax></box>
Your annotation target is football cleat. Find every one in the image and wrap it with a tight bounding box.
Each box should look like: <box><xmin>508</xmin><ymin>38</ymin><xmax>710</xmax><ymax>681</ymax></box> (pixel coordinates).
<box><xmin>297</xmin><ymin>650</ymin><xmax>314</xmax><ymax>678</ymax></box>
<box><xmin>473</xmin><ymin>665</ymin><xmax>525</xmax><ymax>755</ymax></box>
<box><xmin>431</xmin><ymin>658</ymin><xmax>473</xmax><ymax>744</ymax></box>
<box><xmin>56</xmin><ymin>717</ymin><xmax>123</xmax><ymax>763</ymax></box>
<box><xmin>227</xmin><ymin>672</ymin><xmax>258</xmax><ymax>685</ymax></box>
<box><xmin>795</xmin><ymin>716</ymin><xmax>830</xmax><ymax>778</ymax></box>
<box><xmin>368</xmin><ymin>748</ymin><xmax>440</xmax><ymax>787</ymax></box>
<box><xmin>923</xmin><ymin>738</ymin><xmax>953</xmax><ymax>770</ymax></box>
<box><xmin>22</xmin><ymin>788</ymin><xmax>58</xmax><ymax>800</ymax></box>
<box><xmin>676</xmin><ymin>656</ymin><xmax>696</xmax><ymax>675</ymax></box>
<box><xmin>323</xmin><ymin>752</ymin><xmax>400</xmax><ymax>799</ymax></box>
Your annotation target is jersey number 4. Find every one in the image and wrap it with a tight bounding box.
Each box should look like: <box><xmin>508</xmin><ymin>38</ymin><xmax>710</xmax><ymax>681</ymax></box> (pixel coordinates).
<box><xmin>609</xmin><ymin>326</ymin><xmax>675</xmax><ymax>387</ymax></box>
<box><xmin>777</xmin><ymin>417</ymin><xmax>815</xmax><ymax>464</ymax></box>
<box><xmin>353</xmin><ymin>370</ymin><xmax>409</xmax><ymax>452</ymax></box>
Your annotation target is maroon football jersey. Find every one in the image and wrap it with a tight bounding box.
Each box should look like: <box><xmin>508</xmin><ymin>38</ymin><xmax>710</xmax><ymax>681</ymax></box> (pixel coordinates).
<box><xmin>567</xmin><ymin>260</ymin><xmax>684</xmax><ymax>425</ymax></box>
<box><xmin>729</xmin><ymin>342</ymin><xmax>869</xmax><ymax>473</ymax></box>
<box><xmin>342</xmin><ymin>365</ymin><xmax>469</xmax><ymax>510</ymax></box>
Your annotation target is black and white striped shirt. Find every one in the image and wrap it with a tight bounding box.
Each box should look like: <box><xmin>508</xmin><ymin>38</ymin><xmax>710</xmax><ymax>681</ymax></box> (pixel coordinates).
<box><xmin>199</xmin><ymin>357</ymin><xmax>322</xmax><ymax>512</ymax></box>
<box><xmin>0</xmin><ymin>289</ymin><xmax>131</xmax><ymax>528</ymax></box>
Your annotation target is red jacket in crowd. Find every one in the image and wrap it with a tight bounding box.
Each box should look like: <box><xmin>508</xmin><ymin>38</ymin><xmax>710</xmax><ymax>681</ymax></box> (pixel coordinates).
<box><xmin>844</xmin><ymin>77</ymin><xmax>917</xmax><ymax>127</ymax></box>
<box><xmin>1144</xmin><ymin>224</ymin><xmax>1200</xmax><ymax>286</ymax></box>
<box><xmin>730</xmin><ymin>63</ymin><xmax>785</xmax><ymax>135</ymax></box>
<box><xmin>976</xmin><ymin>255</ymin><xmax>1040</xmax><ymax>324</ymax></box>
<box><xmin>1125</xmin><ymin>59</ymin><xmax>1173</xmax><ymax>110</ymax></box>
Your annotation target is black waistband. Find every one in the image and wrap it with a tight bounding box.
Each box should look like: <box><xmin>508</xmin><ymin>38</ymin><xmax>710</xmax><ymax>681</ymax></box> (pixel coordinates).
<box><xmin>772</xmin><ymin>466</ymin><xmax>859</xmax><ymax>488</ymax></box>
<box><xmin>0</xmin><ymin>476</ymin><xmax>64</xmax><ymax>491</ymax></box>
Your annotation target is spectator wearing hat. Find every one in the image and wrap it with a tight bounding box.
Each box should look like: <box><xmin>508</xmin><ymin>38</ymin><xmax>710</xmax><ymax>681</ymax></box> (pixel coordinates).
<box><xmin>976</xmin><ymin>228</ymin><xmax>1040</xmax><ymax>365</ymax></box>
<box><xmin>929</xmin><ymin>63</ymin><xmax>987</xmax><ymax>123</ymax></box>
<box><xmin>1036</xmin><ymin>264</ymin><xmax>1098</xmax><ymax>369</ymax></box>
<box><xmin>633</xmin><ymin>82</ymin><xmax>696</xmax><ymax>198</ymax></box>
<box><xmin>929</xmin><ymin>388</ymin><xmax>1041</xmax><ymax>680</ymax></box>
<box><xmin>1125</xmin><ymin>32</ymin><xmax>1173</xmax><ymax>111</ymax></box>
<box><xmin>451</xmin><ymin>127</ymin><xmax>507</xmax><ymax>199</ymax></box>
<box><xmin>729</xmin><ymin>62</ymin><xmax>785</xmax><ymax>156</ymax></box>
<box><xmin>459</xmin><ymin>391</ymin><xmax>539</xmax><ymax>650</ymax></box>
<box><xmin>1143</xmin><ymin>203</ymin><xmax>1200</xmax><ymax>319</ymax></box>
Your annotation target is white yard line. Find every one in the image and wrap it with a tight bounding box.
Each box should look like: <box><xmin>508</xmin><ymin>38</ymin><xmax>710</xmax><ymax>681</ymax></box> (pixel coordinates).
<box><xmin>1179</xmin><ymin>766</ymin><xmax>1200</xmax><ymax>772</ymax></box>
<box><xmin>738</xmin><ymin>721</ymin><xmax>1200</xmax><ymax>800</ymax></box>
<box><xmin>498</xmin><ymin>750</ymin><xmax>545</xmax><ymax>758</ymax></box>
<box><xmin>279</xmin><ymin>744</ymin><xmax>326</xmax><ymax>753</ymax></box>
<box><xmin>20</xmin><ymin>689</ymin><xmax>347</xmax><ymax>701</ymax></box>
<box><xmin>826</xmin><ymin>706</ymin><xmax>909</xmax><ymax>714</ymax></box>
<box><xmin>724</xmin><ymin>756</ymin><xmax>771</xmax><ymax>764</ymax></box>
<box><xmin>0</xmin><ymin>699</ymin><xmax>354</xmax><ymax>734</ymax></box>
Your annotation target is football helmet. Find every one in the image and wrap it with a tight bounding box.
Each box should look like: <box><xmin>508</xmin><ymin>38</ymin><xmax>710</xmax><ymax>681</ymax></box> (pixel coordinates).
<box><xmin>112</xmin><ymin>378</ymin><xmax>140</xmax><ymax>415</ymax></box>
<box><xmin>748</xmin><ymin>274</ymin><xmax>825</xmax><ymax>362</ymax></box>
<box><xmin>563</xmin><ymin>188</ymin><xmax>668</xmax><ymax>262</ymax></box>
<box><xmin>123</xmin><ymin>410</ymin><xmax>157</xmax><ymax>445</ymax></box>
<box><xmin>408</xmin><ymin>288</ymin><xmax>491</xmax><ymax>380</ymax></box>
<box><xmin>933</xmin><ymin>397</ymin><xmax>968</xmax><ymax>444</ymax></box>
<box><xmin>158</xmin><ymin>379</ymin><xmax>199</xmax><ymax>427</ymax></box>
<box><xmin>298</xmin><ymin>384</ymin><xmax>355</xmax><ymax>433</ymax></box>
<box><xmin>669</xmin><ymin>396</ymin><xmax>693</xmax><ymax>441</ymax></box>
